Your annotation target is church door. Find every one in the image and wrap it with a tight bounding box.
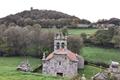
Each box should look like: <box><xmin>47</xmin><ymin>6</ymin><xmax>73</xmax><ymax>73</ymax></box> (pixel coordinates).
<box><xmin>57</xmin><ymin>73</ymin><xmax>63</xmax><ymax>76</ymax></box>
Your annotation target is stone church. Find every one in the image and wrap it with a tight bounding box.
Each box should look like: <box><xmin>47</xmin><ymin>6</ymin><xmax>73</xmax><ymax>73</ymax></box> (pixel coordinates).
<box><xmin>42</xmin><ymin>33</ymin><xmax>84</xmax><ymax>77</ymax></box>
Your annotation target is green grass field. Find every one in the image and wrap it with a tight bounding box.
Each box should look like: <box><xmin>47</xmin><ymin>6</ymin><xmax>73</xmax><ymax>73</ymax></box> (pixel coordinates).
<box><xmin>82</xmin><ymin>46</ymin><xmax>120</xmax><ymax>64</ymax></box>
<box><xmin>42</xmin><ymin>28</ymin><xmax>98</xmax><ymax>35</ymax></box>
<box><xmin>79</xmin><ymin>65</ymin><xmax>101</xmax><ymax>79</ymax></box>
<box><xmin>68</xmin><ymin>28</ymin><xmax>98</xmax><ymax>35</ymax></box>
<box><xmin>0</xmin><ymin>57</ymin><xmax>101</xmax><ymax>80</ymax></box>
<box><xmin>0</xmin><ymin>57</ymin><xmax>67</xmax><ymax>80</ymax></box>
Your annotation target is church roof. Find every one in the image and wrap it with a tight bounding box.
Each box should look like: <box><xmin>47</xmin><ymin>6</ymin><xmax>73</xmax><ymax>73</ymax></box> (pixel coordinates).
<box><xmin>46</xmin><ymin>48</ymin><xmax>78</xmax><ymax>61</ymax></box>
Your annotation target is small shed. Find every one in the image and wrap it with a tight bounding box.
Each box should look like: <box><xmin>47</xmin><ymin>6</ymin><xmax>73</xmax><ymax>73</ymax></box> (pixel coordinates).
<box><xmin>17</xmin><ymin>60</ymin><xmax>31</xmax><ymax>72</ymax></box>
<box><xmin>92</xmin><ymin>72</ymin><xmax>108</xmax><ymax>80</ymax></box>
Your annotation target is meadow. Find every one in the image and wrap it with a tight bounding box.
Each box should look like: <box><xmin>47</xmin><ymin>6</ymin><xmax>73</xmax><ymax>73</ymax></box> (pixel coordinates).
<box><xmin>0</xmin><ymin>47</ymin><xmax>119</xmax><ymax>80</ymax></box>
<box><xmin>68</xmin><ymin>28</ymin><xmax>98</xmax><ymax>35</ymax></box>
<box><xmin>0</xmin><ymin>57</ymin><xmax>68</xmax><ymax>80</ymax></box>
<box><xmin>0</xmin><ymin>57</ymin><xmax>101</xmax><ymax>80</ymax></box>
<box><xmin>67</xmin><ymin>28</ymin><xmax>120</xmax><ymax>65</ymax></box>
<box><xmin>82</xmin><ymin>46</ymin><xmax>120</xmax><ymax>64</ymax></box>
<box><xmin>42</xmin><ymin>28</ymin><xmax>98</xmax><ymax>35</ymax></box>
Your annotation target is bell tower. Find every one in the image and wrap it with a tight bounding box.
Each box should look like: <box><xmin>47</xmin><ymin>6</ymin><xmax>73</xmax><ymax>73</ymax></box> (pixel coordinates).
<box><xmin>54</xmin><ymin>32</ymin><xmax>67</xmax><ymax>51</ymax></box>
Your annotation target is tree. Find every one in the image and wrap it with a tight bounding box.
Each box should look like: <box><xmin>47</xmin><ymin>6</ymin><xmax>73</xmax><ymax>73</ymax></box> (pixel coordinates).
<box><xmin>61</xmin><ymin>26</ymin><xmax>68</xmax><ymax>36</ymax></box>
<box><xmin>3</xmin><ymin>26</ymin><xmax>23</xmax><ymax>56</ymax></box>
<box><xmin>68</xmin><ymin>35</ymin><xmax>83</xmax><ymax>54</ymax></box>
<box><xmin>94</xmin><ymin>27</ymin><xmax>114</xmax><ymax>45</ymax></box>
<box><xmin>80</xmin><ymin>33</ymin><xmax>87</xmax><ymax>42</ymax></box>
<box><xmin>0</xmin><ymin>24</ymin><xmax>7</xmax><ymax>42</ymax></box>
<box><xmin>0</xmin><ymin>24</ymin><xmax>7</xmax><ymax>55</ymax></box>
<box><xmin>24</xmin><ymin>18</ymin><xmax>33</xmax><ymax>26</ymax></box>
<box><xmin>111</xmin><ymin>27</ymin><xmax>120</xmax><ymax>48</ymax></box>
<box><xmin>112</xmin><ymin>35</ymin><xmax>120</xmax><ymax>48</ymax></box>
<box><xmin>26</xmin><ymin>24</ymin><xmax>42</xmax><ymax>57</ymax></box>
<box><xmin>19</xmin><ymin>27</ymin><xmax>30</xmax><ymax>56</ymax></box>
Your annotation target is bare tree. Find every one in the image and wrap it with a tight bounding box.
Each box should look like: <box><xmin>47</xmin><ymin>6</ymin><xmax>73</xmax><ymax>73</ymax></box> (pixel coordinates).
<box><xmin>3</xmin><ymin>26</ymin><xmax>23</xmax><ymax>56</ymax></box>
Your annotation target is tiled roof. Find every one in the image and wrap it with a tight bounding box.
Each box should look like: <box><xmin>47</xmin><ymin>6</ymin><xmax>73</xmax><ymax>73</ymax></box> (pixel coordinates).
<box><xmin>46</xmin><ymin>48</ymin><xmax>78</xmax><ymax>61</ymax></box>
<box><xmin>46</xmin><ymin>53</ymin><xmax>54</xmax><ymax>60</ymax></box>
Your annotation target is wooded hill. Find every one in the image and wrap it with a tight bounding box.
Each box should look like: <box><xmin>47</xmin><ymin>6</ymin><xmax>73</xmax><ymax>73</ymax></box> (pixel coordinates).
<box><xmin>0</xmin><ymin>9</ymin><xmax>91</xmax><ymax>28</ymax></box>
<box><xmin>96</xmin><ymin>18</ymin><xmax>120</xmax><ymax>25</ymax></box>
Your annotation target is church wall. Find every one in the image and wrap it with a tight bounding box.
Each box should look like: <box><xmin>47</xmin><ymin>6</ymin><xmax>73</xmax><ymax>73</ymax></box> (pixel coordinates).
<box><xmin>64</xmin><ymin>61</ymin><xmax>78</xmax><ymax>76</ymax></box>
<box><xmin>77</xmin><ymin>56</ymin><xmax>84</xmax><ymax>69</ymax></box>
<box><xmin>42</xmin><ymin>54</ymin><xmax>78</xmax><ymax>77</ymax></box>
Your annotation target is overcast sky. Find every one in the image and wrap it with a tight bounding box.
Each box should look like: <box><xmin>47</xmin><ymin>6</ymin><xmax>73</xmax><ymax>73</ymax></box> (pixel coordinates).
<box><xmin>0</xmin><ymin>0</ymin><xmax>120</xmax><ymax>22</ymax></box>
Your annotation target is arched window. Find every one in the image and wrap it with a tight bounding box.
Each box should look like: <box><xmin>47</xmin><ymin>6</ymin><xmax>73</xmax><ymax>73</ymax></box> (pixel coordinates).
<box><xmin>56</xmin><ymin>42</ymin><xmax>60</xmax><ymax>49</ymax></box>
<box><xmin>61</xmin><ymin>42</ymin><xmax>65</xmax><ymax>48</ymax></box>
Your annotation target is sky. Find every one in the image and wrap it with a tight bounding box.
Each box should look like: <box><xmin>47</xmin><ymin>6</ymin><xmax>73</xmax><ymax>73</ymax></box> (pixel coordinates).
<box><xmin>0</xmin><ymin>0</ymin><xmax>120</xmax><ymax>22</ymax></box>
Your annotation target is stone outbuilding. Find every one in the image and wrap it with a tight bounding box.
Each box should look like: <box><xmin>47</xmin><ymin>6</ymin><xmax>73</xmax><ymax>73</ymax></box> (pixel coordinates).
<box><xmin>17</xmin><ymin>60</ymin><xmax>31</xmax><ymax>72</ymax></box>
<box><xmin>92</xmin><ymin>72</ymin><xmax>109</xmax><ymax>80</ymax></box>
<box><xmin>108</xmin><ymin>61</ymin><xmax>120</xmax><ymax>73</ymax></box>
<box><xmin>92</xmin><ymin>61</ymin><xmax>120</xmax><ymax>80</ymax></box>
<box><xmin>42</xmin><ymin>33</ymin><xmax>84</xmax><ymax>77</ymax></box>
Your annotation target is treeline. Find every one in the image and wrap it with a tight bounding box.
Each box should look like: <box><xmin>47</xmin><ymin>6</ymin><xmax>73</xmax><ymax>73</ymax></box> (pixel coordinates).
<box><xmin>0</xmin><ymin>9</ymin><xmax>91</xmax><ymax>28</ymax></box>
<box><xmin>96</xmin><ymin>18</ymin><xmax>120</xmax><ymax>25</ymax></box>
<box><xmin>0</xmin><ymin>24</ymin><xmax>83</xmax><ymax>57</ymax></box>
<box><xmin>81</xmin><ymin>27</ymin><xmax>120</xmax><ymax>48</ymax></box>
